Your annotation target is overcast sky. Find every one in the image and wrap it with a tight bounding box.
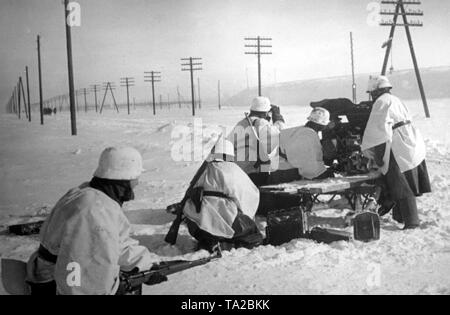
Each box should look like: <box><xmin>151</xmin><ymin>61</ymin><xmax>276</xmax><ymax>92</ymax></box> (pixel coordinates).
<box><xmin>1</xmin><ymin>0</ymin><xmax>449</xmax><ymax>106</ymax></box>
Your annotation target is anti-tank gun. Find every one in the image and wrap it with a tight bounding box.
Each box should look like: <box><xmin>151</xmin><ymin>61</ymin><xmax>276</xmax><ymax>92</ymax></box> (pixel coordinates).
<box><xmin>310</xmin><ymin>98</ymin><xmax>373</xmax><ymax>175</ymax></box>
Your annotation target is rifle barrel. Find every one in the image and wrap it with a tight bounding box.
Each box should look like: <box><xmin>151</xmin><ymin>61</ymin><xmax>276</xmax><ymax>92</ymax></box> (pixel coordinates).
<box><xmin>127</xmin><ymin>256</ymin><xmax>214</xmax><ymax>281</ymax></box>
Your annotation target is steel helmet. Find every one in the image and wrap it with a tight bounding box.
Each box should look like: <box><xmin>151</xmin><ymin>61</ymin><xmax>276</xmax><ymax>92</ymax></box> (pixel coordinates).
<box><xmin>250</xmin><ymin>96</ymin><xmax>271</xmax><ymax>112</ymax></box>
<box><xmin>212</xmin><ymin>139</ymin><xmax>235</xmax><ymax>158</ymax></box>
<box><xmin>367</xmin><ymin>75</ymin><xmax>393</xmax><ymax>93</ymax></box>
<box><xmin>94</xmin><ymin>146</ymin><xmax>144</xmax><ymax>180</ymax></box>
<box><xmin>307</xmin><ymin>107</ymin><xmax>330</xmax><ymax>126</ymax></box>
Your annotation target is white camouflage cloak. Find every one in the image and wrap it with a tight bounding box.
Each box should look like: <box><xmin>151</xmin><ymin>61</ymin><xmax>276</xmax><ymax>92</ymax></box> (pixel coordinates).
<box><xmin>361</xmin><ymin>93</ymin><xmax>426</xmax><ymax>175</ymax></box>
<box><xmin>27</xmin><ymin>183</ymin><xmax>155</xmax><ymax>295</ymax></box>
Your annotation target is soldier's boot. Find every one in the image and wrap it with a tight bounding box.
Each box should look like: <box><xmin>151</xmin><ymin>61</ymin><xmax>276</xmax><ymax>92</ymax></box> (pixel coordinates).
<box><xmin>398</xmin><ymin>197</ymin><xmax>420</xmax><ymax>230</ymax></box>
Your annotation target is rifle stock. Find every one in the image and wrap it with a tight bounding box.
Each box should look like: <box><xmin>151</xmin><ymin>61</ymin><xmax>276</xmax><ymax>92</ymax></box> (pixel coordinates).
<box><xmin>117</xmin><ymin>250</ymin><xmax>221</xmax><ymax>295</ymax></box>
<box><xmin>164</xmin><ymin>160</ymin><xmax>209</xmax><ymax>245</ymax></box>
<box><xmin>164</xmin><ymin>133</ymin><xmax>224</xmax><ymax>245</ymax></box>
<box><xmin>164</xmin><ymin>196</ymin><xmax>188</xmax><ymax>245</ymax></box>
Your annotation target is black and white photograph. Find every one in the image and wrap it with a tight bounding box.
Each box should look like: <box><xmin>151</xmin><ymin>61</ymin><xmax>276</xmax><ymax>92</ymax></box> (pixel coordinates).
<box><xmin>0</xmin><ymin>0</ymin><xmax>449</xmax><ymax>299</ymax></box>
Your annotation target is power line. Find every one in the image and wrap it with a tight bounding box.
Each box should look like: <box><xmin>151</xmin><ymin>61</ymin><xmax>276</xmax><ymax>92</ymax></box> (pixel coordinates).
<box><xmin>181</xmin><ymin>57</ymin><xmax>203</xmax><ymax>116</ymax></box>
<box><xmin>25</xmin><ymin>66</ymin><xmax>31</xmax><ymax>122</ymax></box>
<box><xmin>89</xmin><ymin>84</ymin><xmax>101</xmax><ymax>113</ymax></box>
<box><xmin>100</xmin><ymin>82</ymin><xmax>119</xmax><ymax>113</ymax></box>
<box><xmin>350</xmin><ymin>32</ymin><xmax>357</xmax><ymax>103</ymax></box>
<box><xmin>245</xmin><ymin>36</ymin><xmax>272</xmax><ymax>96</ymax></box>
<box><xmin>120</xmin><ymin>77</ymin><xmax>135</xmax><ymax>115</ymax></box>
<box><xmin>83</xmin><ymin>88</ymin><xmax>89</xmax><ymax>113</ymax></box>
<box><xmin>379</xmin><ymin>0</ymin><xmax>429</xmax><ymax>118</ymax></box>
<box><xmin>64</xmin><ymin>0</ymin><xmax>77</xmax><ymax>135</ymax></box>
<box><xmin>144</xmin><ymin>71</ymin><xmax>161</xmax><ymax>115</ymax></box>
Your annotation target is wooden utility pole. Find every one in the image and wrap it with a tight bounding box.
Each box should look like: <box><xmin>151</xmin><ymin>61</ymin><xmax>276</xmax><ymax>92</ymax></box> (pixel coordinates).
<box><xmin>19</xmin><ymin>77</ymin><xmax>28</xmax><ymax>120</ymax></box>
<box><xmin>100</xmin><ymin>82</ymin><xmax>119</xmax><ymax>113</ymax></box>
<box><xmin>120</xmin><ymin>77</ymin><xmax>135</xmax><ymax>115</ymax></box>
<box><xmin>17</xmin><ymin>80</ymin><xmax>21</xmax><ymax>119</ymax></box>
<box><xmin>144</xmin><ymin>71</ymin><xmax>161</xmax><ymax>115</ymax></box>
<box><xmin>379</xmin><ymin>0</ymin><xmax>429</xmax><ymax>117</ymax></box>
<box><xmin>380</xmin><ymin>1</ymin><xmax>403</xmax><ymax>75</ymax></box>
<box><xmin>64</xmin><ymin>0</ymin><xmax>77</xmax><ymax>134</ymax></box>
<box><xmin>83</xmin><ymin>88</ymin><xmax>88</xmax><ymax>112</ymax></box>
<box><xmin>13</xmin><ymin>86</ymin><xmax>17</xmax><ymax>115</ymax></box>
<box><xmin>181</xmin><ymin>57</ymin><xmax>203</xmax><ymax>116</ymax></box>
<box><xmin>245</xmin><ymin>36</ymin><xmax>272</xmax><ymax>96</ymax></box>
<box><xmin>350</xmin><ymin>32</ymin><xmax>357</xmax><ymax>103</ymax></box>
<box><xmin>90</xmin><ymin>84</ymin><xmax>100</xmax><ymax>112</ymax></box>
<box><xmin>25</xmin><ymin>66</ymin><xmax>31</xmax><ymax>121</ymax></box>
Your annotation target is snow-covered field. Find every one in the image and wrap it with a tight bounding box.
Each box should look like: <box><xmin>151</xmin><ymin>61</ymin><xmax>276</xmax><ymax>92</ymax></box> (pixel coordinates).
<box><xmin>1</xmin><ymin>99</ymin><xmax>449</xmax><ymax>295</ymax></box>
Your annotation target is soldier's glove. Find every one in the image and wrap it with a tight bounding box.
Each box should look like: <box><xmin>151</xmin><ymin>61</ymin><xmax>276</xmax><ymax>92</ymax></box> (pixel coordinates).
<box><xmin>270</xmin><ymin>105</ymin><xmax>285</xmax><ymax>123</ymax></box>
<box><xmin>145</xmin><ymin>273</ymin><xmax>168</xmax><ymax>286</ymax></box>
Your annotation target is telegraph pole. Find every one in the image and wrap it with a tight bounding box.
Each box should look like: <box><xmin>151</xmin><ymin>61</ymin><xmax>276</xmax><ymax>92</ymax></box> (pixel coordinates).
<box><xmin>19</xmin><ymin>77</ymin><xmax>28</xmax><ymax>120</ymax></box>
<box><xmin>64</xmin><ymin>0</ymin><xmax>77</xmax><ymax>134</ymax></box>
<box><xmin>37</xmin><ymin>35</ymin><xmax>44</xmax><ymax>125</ymax></box>
<box><xmin>181</xmin><ymin>57</ymin><xmax>203</xmax><ymax>116</ymax></box>
<box><xmin>83</xmin><ymin>88</ymin><xmax>89</xmax><ymax>112</ymax></box>
<box><xmin>120</xmin><ymin>77</ymin><xmax>135</xmax><ymax>115</ymax></box>
<box><xmin>144</xmin><ymin>71</ymin><xmax>161</xmax><ymax>115</ymax></box>
<box><xmin>380</xmin><ymin>4</ymin><xmax>400</xmax><ymax>76</ymax></box>
<box><xmin>17</xmin><ymin>80</ymin><xmax>21</xmax><ymax>119</ymax></box>
<box><xmin>100</xmin><ymin>82</ymin><xmax>119</xmax><ymax>113</ymax></box>
<box><xmin>25</xmin><ymin>66</ymin><xmax>31</xmax><ymax>121</ymax></box>
<box><xmin>245</xmin><ymin>36</ymin><xmax>272</xmax><ymax>96</ymax></box>
<box><xmin>90</xmin><ymin>84</ymin><xmax>100</xmax><ymax>112</ymax></box>
<box><xmin>350</xmin><ymin>32</ymin><xmax>357</xmax><ymax>103</ymax></box>
<box><xmin>379</xmin><ymin>0</ymin><xmax>429</xmax><ymax>117</ymax></box>
<box><xmin>13</xmin><ymin>86</ymin><xmax>17</xmax><ymax>115</ymax></box>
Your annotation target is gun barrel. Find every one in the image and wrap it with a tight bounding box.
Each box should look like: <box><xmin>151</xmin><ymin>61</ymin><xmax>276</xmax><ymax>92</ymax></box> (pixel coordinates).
<box><xmin>118</xmin><ymin>251</ymin><xmax>221</xmax><ymax>294</ymax></box>
<box><xmin>126</xmin><ymin>255</ymin><xmax>216</xmax><ymax>282</ymax></box>
<box><xmin>157</xmin><ymin>257</ymin><xmax>212</xmax><ymax>276</ymax></box>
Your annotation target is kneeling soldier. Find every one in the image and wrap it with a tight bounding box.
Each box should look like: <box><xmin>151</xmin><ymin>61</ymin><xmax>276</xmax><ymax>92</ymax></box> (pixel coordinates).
<box><xmin>26</xmin><ymin>147</ymin><xmax>162</xmax><ymax>295</ymax></box>
<box><xmin>183</xmin><ymin>140</ymin><xmax>263</xmax><ymax>252</ymax></box>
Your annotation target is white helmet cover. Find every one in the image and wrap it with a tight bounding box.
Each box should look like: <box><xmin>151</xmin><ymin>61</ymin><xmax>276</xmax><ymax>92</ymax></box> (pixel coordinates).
<box><xmin>212</xmin><ymin>139</ymin><xmax>235</xmax><ymax>158</ymax></box>
<box><xmin>367</xmin><ymin>75</ymin><xmax>392</xmax><ymax>93</ymax></box>
<box><xmin>250</xmin><ymin>96</ymin><xmax>272</xmax><ymax>112</ymax></box>
<box><xmin>94</xmin><ymin>146</ymin><xmax>144</xmax><ymax>180</ymax></box>
<box><xmin>307</xmin><ymin>107</ymin><xmax>331</xmax><ymax>126</ymax></box>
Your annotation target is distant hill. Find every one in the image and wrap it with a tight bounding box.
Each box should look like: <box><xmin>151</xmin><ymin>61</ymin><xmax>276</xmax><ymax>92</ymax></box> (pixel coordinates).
<box><xmin>225</xmin><ymin>66</ymin><xmax>450</xmax><ymax>107</ymax></box>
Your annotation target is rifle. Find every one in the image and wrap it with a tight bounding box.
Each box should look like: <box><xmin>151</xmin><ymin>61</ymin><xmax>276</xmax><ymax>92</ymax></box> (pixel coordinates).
<box><xmin>117</xmin><ymin>248</ymin><xmax>222</xmax><ymax>295</ymax></box>
<box><xmin>165</xmin><ymin>135</ymin><xmax>224</xmax><ymax>245</ymax></box>
<box><xmin>164</xmin><ymin>160</ymin><xmax>209</xmax><ymax>245</ymax></box>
